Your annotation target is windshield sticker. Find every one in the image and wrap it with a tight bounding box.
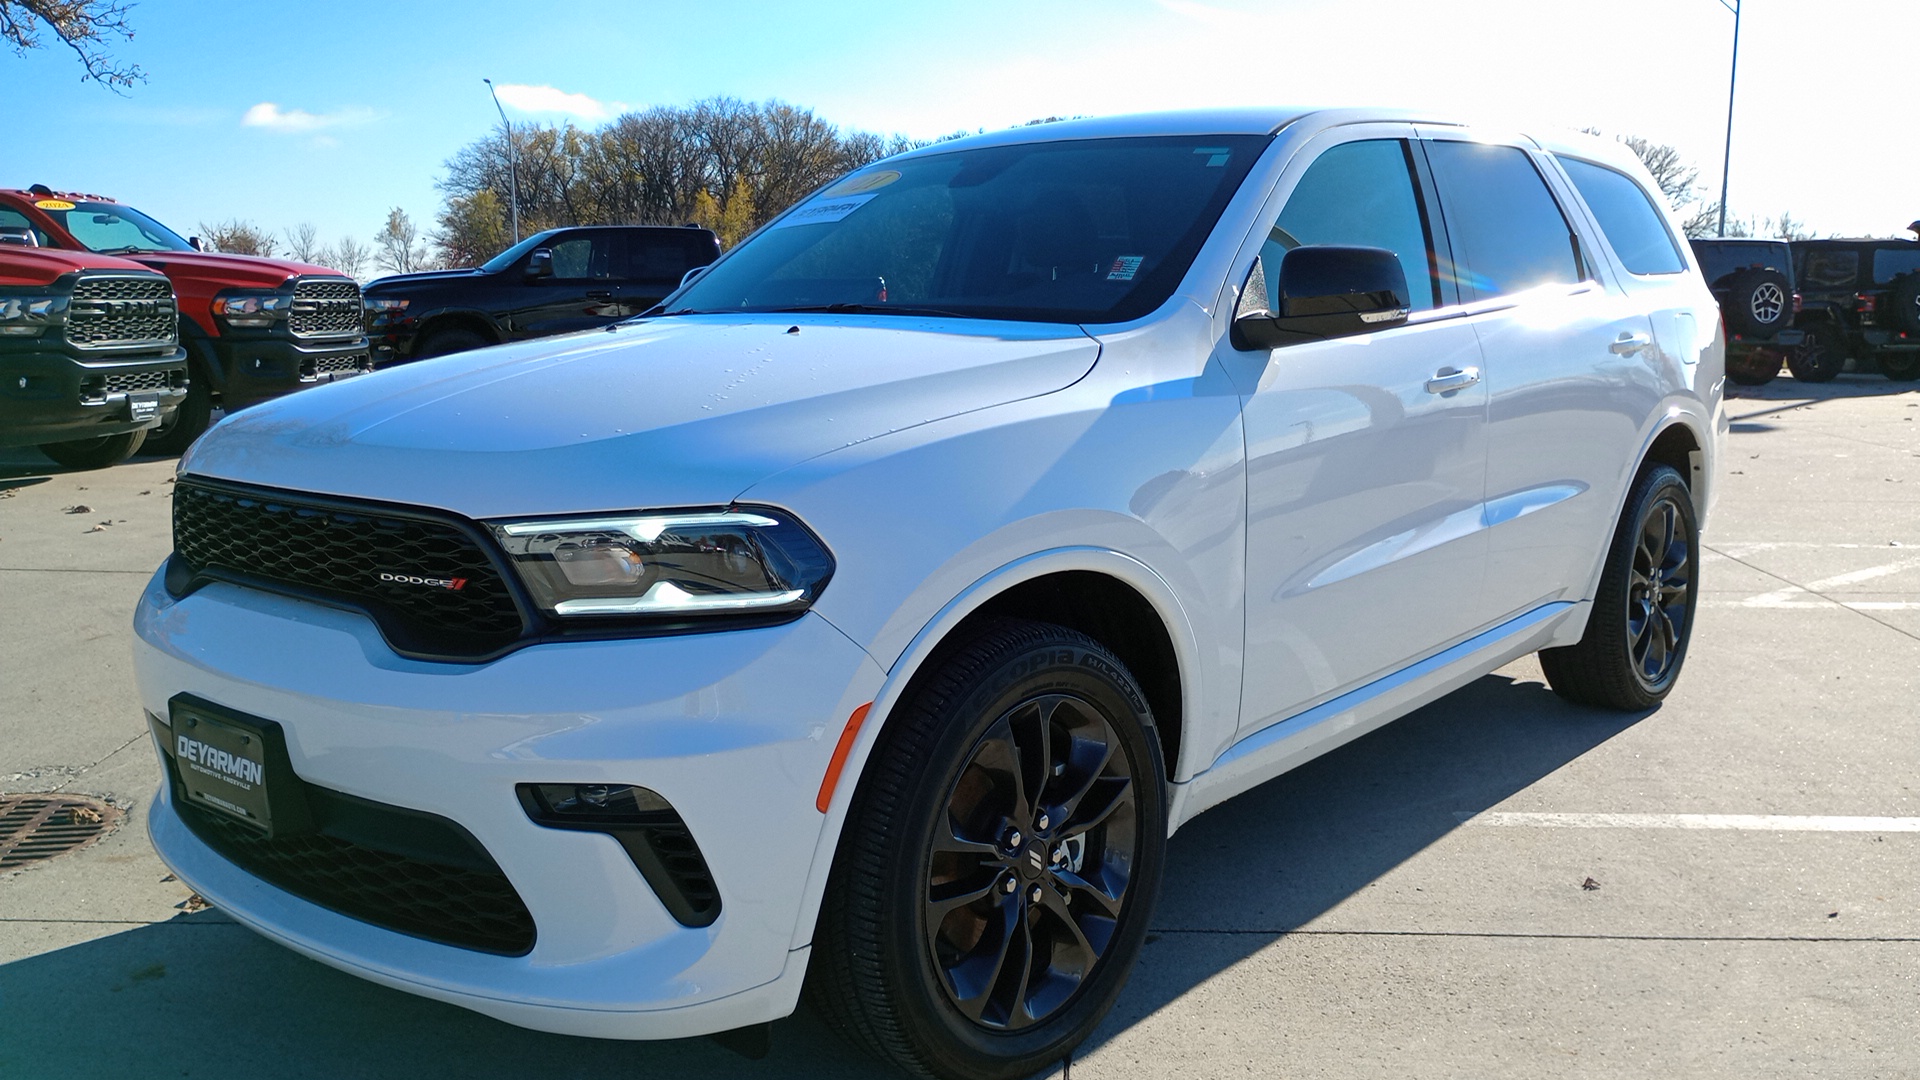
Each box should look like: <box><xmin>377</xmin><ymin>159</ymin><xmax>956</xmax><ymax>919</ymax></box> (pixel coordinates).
<box><xmin>33</xmin><ymin>199</ymin><xmax>75</xmax><ymax>211</ymax></box>
<box><xmin>823</xmin><ymin>170</ymin><xmax>901</xmax><ymax>197</ymax></box>
<box><xmin>1192</xmin><ymin>147</ymin><xmax>1231</xmax><ymax>167</ymax></box>
<box><xmin>772</xmin><ymin>192</ymin><xmax>880</xmax><ymax>229</ymax></box>
<box><xmin>1107</xmin><ymin>255</ymin><xmax>1144</xmax><ymax>281</ymax></box>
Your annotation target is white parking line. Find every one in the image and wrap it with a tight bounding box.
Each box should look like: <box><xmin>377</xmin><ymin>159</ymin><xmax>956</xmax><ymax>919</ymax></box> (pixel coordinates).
<box><xmin>1457</xmin><ymin>812</ymin><xmax>1920</xmax><ymax>832</ymax></box>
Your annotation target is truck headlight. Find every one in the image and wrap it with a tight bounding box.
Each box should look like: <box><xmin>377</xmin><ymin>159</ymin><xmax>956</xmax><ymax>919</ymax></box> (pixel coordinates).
<box><xmin>0</xmin><ymin>294</ymin><xmax>62</xmax><ymax>336</ymax></box>
<box><xmin>211</xmin><ymin>289</ymin><xmax>290</xmax><ymax>328</ymax></box>
<box><xmin>490</xmin><ymin>508</ymin><xmax>833</xmax><ymax>618</ymax></box>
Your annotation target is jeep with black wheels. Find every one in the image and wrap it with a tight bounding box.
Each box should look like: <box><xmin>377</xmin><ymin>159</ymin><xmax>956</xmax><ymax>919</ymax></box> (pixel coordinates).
<box><xmin>0</xmin><ymin>240</ymin><xmax>187</xmax><ymax>469</ymax></box>
<box><xmin>1690</xmin><ymin>238</ymin><xmax>1801</xmax><ymax>386</ymax></box>
<box><xmin>1789</xmin><ymin>228</ymin><xmax>1920</xmax><ymax>383</ymax></box>
<box><xmin>0</xmin><ymin>185</ymin><xmax>372</xmax><ymax>454</ymax></box>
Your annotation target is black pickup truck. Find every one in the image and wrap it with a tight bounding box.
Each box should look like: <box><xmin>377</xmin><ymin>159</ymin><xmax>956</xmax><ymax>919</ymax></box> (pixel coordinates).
<box><xmin>362</xmin><ymin>225</ymin><xmax>721</xmax><ymax>365</ymax></box>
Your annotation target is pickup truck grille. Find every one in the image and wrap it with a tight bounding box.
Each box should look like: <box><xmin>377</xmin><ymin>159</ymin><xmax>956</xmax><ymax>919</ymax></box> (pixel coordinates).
<box><xmin>104</xmin><ymin>368</ymin><xmax>178</xmax><ymax>394</ymax></box>
<box><xmin>169</xmin><ymin>479</ymin><xmax>530</xmax><ymax>660</ymax></box>
<box><xmin>65</xmin><ymin>273</ymin><xmax>177</xmax><ymax>350</ymax></box>
<box><xmin>289</xmin><ymin>278</ymin><xmax>364</xmax><ymax>339</ymax></box>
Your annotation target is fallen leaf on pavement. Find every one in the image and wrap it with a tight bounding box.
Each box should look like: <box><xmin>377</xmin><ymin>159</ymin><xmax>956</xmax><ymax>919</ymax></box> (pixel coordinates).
<box><xmin>1581</xmin><ymin>877</ymin><xmax>1601</xmax><ymax>891</ymax></box>
<box><xmin>62</xmin><ymin>504</ymin><xmax>92</xmax><ymax>514</ymax></box>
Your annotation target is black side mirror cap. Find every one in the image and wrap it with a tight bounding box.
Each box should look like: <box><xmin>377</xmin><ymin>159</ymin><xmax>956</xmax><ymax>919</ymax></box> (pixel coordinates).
<box><xmin>189</xmin><ymin>236</ymin><xmax>205</xmax><ymax>252</ymax></box>
<box><xmin>1232</xmin><ymin>245</ymin><xmax>1411</xmax><ymax>350</ymax></box>
<box><xmin>526</xmin><ymin>249</ymin><xmax>554</xmax><ymax>278</ymax></box>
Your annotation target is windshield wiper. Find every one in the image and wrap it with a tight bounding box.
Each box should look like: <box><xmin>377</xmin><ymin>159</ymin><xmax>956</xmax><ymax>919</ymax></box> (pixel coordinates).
<box><xmin>96</xmin><ymin>246</ymin><xmax>157</xmax><ymax>255</ymax></box>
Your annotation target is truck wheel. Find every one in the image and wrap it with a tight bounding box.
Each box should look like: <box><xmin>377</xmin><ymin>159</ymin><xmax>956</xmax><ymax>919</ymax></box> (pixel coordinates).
<box><xmin>1722</xmin><ymin>268</ymin><xmax>1791</xmax><ymax>338</ymax></box>
<box><xmin>39</xmin><ymin>428</ymin><xmax>147</xmax><ymax>470</ymax></box>
<box><xmin>416</xmin><ymin>327</ymin><xmax>489</xmax><ymax>359</ymax></box>
<box><xmin>810</xmin><ymin>620</ymin><xmax>1166</xmax><ymax>1080</ymax></box>
<box><xmin>1880</xmin><ymin>353</ymin><xmax>1920</xmax><ymax>382</ymax></box>
<box><xmin>1787</xmin><ymin>322</ymin><xmax>1846</xmax><ymax>383</ymax></box>
<box><xmin>1540</xmin><ymin>464</ymin><xmax>1697</xmax><ymax>711</ymax></box>
<box><xmin>1725</xmin><ymin>348</ymin><xmax>1781</xmax><ymax>386</ymax></box>
<box><xmin>1888</xmin><ymin>275</ymin><xmax>1920</xmax><ymax>336</ymax></box>
<box><xmin>141</xmin><ymin>366</ymin><xmax>213</xmax><ymax>455</ymax></box>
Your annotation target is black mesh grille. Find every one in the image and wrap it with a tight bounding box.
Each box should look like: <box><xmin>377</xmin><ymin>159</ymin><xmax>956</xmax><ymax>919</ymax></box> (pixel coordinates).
<box><xmin>171</xmin><ymin>480</ymin><xmax>528</xmax><ymax>658</ymax></box>
<box><xmin>175</xmin><ymin>795</ymin><xmax>536</xmax><ymax>955</ymax></box>
<box><xmin>104</xmin><ymin>368</ymin><xmax>174</xmax><ymax>394</ymax></box>
<box><xmin>289</xmin><ymin>278</ymin><xmax>363</xmax><ymax>338</ymax></box>
<box><xmin>66</xmin><ymin>273</ymin><xmax>177</xmax><ymax>348</ymax></box>
<box><xmin>301</xmin><ymin>351</ymin><xmax>372</xmax><ymax>379</ymax></box>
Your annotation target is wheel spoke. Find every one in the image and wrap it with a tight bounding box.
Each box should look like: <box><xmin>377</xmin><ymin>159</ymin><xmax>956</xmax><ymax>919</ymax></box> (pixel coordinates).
<box><xmin>1059</xmin><ymin>775</ymin><xmax>1132</xmax><ymax>839</ymax></box>
<box><xmin>1054</xmin><ymin>732</ymin><xmax>1118</xmax><ymax>824</ymax></box>
<box><xmin>944</xmin><ymin>891</ymin><xmax>1025</xmax><ymax>1025</ymax></box>
<box><xmin>1007</xmin><ymin>701</ymin><xmax>1052</xmax><ymax>824</ymax></box>
<box><xmin>1053</xmin><ymin>865</ymin><xmax>1126</xmax><ymax>919</ymax></box>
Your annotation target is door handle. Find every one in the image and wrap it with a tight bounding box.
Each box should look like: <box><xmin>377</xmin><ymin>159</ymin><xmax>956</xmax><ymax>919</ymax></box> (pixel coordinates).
<box><xmin>1424</xmin><ymin>366</ymin><xmax>1481</xmax><ymax>394</ymax></box>
<box><xmin>1610</xmin><ymin>331</ymin><xmax>1652</xmax><ymax>355</ymax></box>
<box><xmin>586</xmin><ymin>290</ymin><xmax>614</xmax><ymax>300</ymax></box>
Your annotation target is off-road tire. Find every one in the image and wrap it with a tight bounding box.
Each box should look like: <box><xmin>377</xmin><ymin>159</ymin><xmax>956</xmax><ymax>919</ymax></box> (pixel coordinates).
<box><xmin>38</xmin><ymin>428</ymin><xmax>147</xmax><ymax>470</ymax></box>
<box><xmin>809</xmin><ymin>619</ymin><xmax>1167</xmax><ymax>1080</ymax></box>
<box><xmin>141</xmin><ymin>359</ymin><xmax>214</xmax><ymax>456</ymax></box>
<box><xmin>415</xmin><ymin>326</ymin><xmax>490</xmax><ymax>360</ymax></box>
<box><xmin>1722</xmin><ymin>267</ymin><xmax>1792</xmax><ymax>338</ymax></box>
<box><xmin>1725</xmin><ymin>348</ymin><xmax>1782</xmax><ymax>386</ymax></box>
<box><xmin>1788</xmin><ymin>321</ymin><xmax>1847</xmax><ymax>383</ymax></box>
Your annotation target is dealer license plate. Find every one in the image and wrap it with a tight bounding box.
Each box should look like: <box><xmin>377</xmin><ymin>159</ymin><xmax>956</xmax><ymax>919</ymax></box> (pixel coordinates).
<box><xmin>170</xmin><ymin>705</ymin><xmax>274</xmax><ymax>833</ymax></box>
<box><xmin>128</xmin><ymin>392</ymin><xmax>160</xmax><ymax>423</ymax></box>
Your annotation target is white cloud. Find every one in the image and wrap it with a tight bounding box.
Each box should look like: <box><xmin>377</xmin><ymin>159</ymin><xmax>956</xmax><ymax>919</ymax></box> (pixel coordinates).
<box><xmin>492</xmin><ymin>84</ymin><xmax>628</xmax><ymax>122</ymax></box>
<box><xmin>242</xmin><ymin>102</ymin><xmax>375</xmax><ymax>133</ymax></box>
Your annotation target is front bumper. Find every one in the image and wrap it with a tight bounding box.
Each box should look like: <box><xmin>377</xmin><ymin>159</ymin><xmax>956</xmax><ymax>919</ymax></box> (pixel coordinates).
<box><xmin>0</xmin><ymin>344</ymin><xmax>187</xmax><ymax>448</ymax></box>
<box><xmin>209</xmin><ymin>333</ymin><xmax>373</xmax><ymax>410</ymax></box>
<box><xmin>133</xmin><ymin>571</ymin><xmax>886</xmax><ymax>1038</ymax></box>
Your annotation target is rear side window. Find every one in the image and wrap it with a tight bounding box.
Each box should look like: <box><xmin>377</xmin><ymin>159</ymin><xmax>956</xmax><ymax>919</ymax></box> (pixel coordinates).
<box><xmin>1268</xmin><ymin>139</ymin><xmax>1438</xmax><ymax>311</ymax></box>
<box><xmin>1425</xmin><ymin>141</ymin><xmax>1582</xmax><ymax>300</ymax></box>
<box><xmin>0</xmin><ymin>207</ymin><xmax>50</xmax><ymax>246</ymax></box>
<box><xmin>1873</xmin><ymin>248</ymin><xmax>1920</xmax><ymax>284</ymax></box>
<box><xmin>1558</xmin><ymin>157</ymin><xmax>1686</xmax><ymax>275</ymax></box>
<box><xmin>1800</xmin><ymin>248</ymin><xmax>1858</xmax><ymax>289</ymax></box>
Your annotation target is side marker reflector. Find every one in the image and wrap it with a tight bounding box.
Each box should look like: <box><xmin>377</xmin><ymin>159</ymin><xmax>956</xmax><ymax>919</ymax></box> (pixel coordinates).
<box><xmin>816</xmin><ymin>703</ymin><xmax>873</xmax><ymax>813</ymax></box>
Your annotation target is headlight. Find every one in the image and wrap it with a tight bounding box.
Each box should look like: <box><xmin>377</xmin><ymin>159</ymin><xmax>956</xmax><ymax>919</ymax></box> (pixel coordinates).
<box><xmin>364</xmin><ymin>297</ymin><xmax>409</xmax><ymax>313</ymax></box>
<box><xmin>0</xmin><ymin>293</ymin><xmax>62</xmax><ymax>336</ymax></box>
<box><xmin>490</xmin><ymin>508</ymin><xmax>833</xmax><ymax>618</ymax></box>
<box><xmin>211</xmin><ymin>289</ymin><xmax>291</xmax><ymax>328</ymax></box>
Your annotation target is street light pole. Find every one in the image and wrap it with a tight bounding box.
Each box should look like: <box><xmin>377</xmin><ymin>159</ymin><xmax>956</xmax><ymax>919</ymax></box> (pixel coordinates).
<box><xmin>1717</xmin><ymin>0</ymin><xmax>1741</xmax><ymax>237</ymax></box>
<box><xmin>482</xmin><ymin>78</ymin><xmax>521</xmax><ymax>244</ymax></box>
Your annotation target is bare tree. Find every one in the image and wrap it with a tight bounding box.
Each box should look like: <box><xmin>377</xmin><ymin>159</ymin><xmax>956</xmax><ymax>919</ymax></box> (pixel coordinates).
<box><xmin>0</xmin><ymin>0</ymin><xmax>142</xmax><ymax>89</ymax></box>
<box><xmin>283</xmin><ymin>222</ymin><xmax>324</xmax><ymax>264</ymax></box>
<box><xmin>374</xmin><ymin>207</ymin><xmax>429</xmax><ymax>274</ymax></box>
<box><xmin>195</xmin><ymin>219</ymin><xmax>277</xmax><ymax>257</ymax></box>
<box><xmin>324</xmin><ymin>235</ymin><xmax>371</xmax><ymax>281</ymax></box>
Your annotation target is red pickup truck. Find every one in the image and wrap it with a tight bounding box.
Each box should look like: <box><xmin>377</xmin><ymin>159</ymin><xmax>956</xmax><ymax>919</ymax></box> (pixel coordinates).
<box><xmin>0</xmin><ymin>185</ymin><xmax>370</xmax><ymax>453</ymax></box>
<box><xmin>0</xmin><ymin>241</ymin><xmax>188</xmax><ymax>468</ymax></box>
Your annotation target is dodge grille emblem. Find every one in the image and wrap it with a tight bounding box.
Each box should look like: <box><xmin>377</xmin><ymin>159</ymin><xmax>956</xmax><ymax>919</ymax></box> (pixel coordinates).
<box><xmin>378</xmin><ymin>571</ymin><xmax>468</xmax><ymax>591</ymax></box>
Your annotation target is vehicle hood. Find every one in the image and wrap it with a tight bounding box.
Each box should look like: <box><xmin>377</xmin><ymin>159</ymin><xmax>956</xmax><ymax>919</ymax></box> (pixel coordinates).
<box><xmin>364</xmin><ymin>268</ymin><xmax>482</xmax><ymax>292</ymax></box>
<box><xmin>126</xmin><ymin>251</ymin><xmax>341</xmax><ymax>289</ymax></box>
<box><xmin>0</xmin><ymin>246</ymin><xmax>160</xmax><ymax>287</ymax></box>
<box><xmin>182</xmin><ymin>315</ymin><xmax>1100</xmax><ymax>518</ymax></box>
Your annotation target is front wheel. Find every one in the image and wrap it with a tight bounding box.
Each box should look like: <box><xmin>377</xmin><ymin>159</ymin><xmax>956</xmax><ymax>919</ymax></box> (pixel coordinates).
<box><xmin>810</xmin><ymin>621</ymin><xmax>1167</xmax><ymax>1080</ymax></box>
<box><xmin>141</xmin><ymin>365</ymin><xmax>213</xmax><ymax>456</ymax></box>
<box><xmin>38</xmin><ymin>428</ymin><xmax>147</xmax><ymax>470</ymax></box>
<box><xmin>1540</xmin><ymin>464</ymin><xmax>1698</xmax><ymax>710</ymax></box>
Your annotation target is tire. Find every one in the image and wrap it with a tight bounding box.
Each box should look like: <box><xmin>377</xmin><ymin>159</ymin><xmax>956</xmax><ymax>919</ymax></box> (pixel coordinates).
<box><xmin>414</xmin><ymin>326</ymin><xmax>489</xmax><ymax>360</ymax></box>
<box><xmin>809</xmin><ymin>620</ymin><xmax>1167</xmax><ymax>1080</ymax></box>
<box><xmin>1539</xmin><ymin>464</ymin><xmax>1699</xmax><ymax>711</ymax></box>
<box><xmin>1724</xmin><ymin>347</ymin><xmax>1782</xmax><ymax>386</ymax></box>
<box><xmin>38</xmin><ymin>427</ymin><xmax>147</xmax><ymax>470</ymax></box>
<box><xmin>141</xmin><ymin>362</ymin><xmax>213</xmax><ymax>456</ymax></box>
<box><xmin>1879</xmin><ymin>353</ymin><xmax>1920</xmax><ymax>382</ymax></box>
<box><xmin>1721</xmin><ymin>267</ymin><xmax>1791</xmax><ymax>338</ymax></box>
<box><xmin>1787</xmin><ymin>321</ymin><xmax>1847</xmax><ymax>383</ymax></box>
<box><xmin>1888</xmin><ymin>274</ymin><xmax>1920</xmax><ymax>336</ymax></box>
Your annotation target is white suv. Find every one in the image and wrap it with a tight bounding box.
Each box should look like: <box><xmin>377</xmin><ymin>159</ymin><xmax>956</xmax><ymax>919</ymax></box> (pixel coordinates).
<box><xmin>134</xmin><ymin>108</ymin><xmax>1725</xmax><ymax>1079</ymax></box>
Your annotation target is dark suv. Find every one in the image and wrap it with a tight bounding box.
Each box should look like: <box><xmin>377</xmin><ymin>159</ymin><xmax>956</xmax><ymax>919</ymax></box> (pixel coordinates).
<box><xmin>1690</xmin><ymin>238</ymin><xmax>1801</xmax><ymax>385</ymax></box>
<box><xmin>1787</xmin><ymin>230</ymin><xmax>1920</xmax><ymax>382</ymax></box>
<box><xmin>362</xmin><ymin>225</ymin><xmax>721</xmax><ymax>364</ymax></box>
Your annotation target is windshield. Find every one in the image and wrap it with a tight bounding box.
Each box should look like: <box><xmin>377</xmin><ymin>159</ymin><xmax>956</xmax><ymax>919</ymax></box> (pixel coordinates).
<box><xmin>43</xmin><ymin>201</ymin><xmax>193</xmax><ymax>254</ymax></box>
<box><xmin>480</xmin><ymin>230</ymin><xmax>560</xmax><ymax>273</ymax></box>
<box><xmin>668</xmin><ymin>134</ymin><xmax>1266</xmax><ymax>325</ymax></box>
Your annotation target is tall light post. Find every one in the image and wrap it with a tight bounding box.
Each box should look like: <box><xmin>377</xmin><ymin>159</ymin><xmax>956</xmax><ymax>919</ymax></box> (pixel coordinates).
<box><xmin>1716</xmin><ymin>0</ymin><xmax>1741</xmax><ymax>237</ymax></box>
<box><xmin>482</xmin><ymin>78</ymin><xmax>521</xmax><ymax>244</ymax></box>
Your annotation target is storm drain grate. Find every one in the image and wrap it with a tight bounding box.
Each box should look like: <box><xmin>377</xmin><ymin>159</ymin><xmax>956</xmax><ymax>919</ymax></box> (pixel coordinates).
<box><xmin>0</xmin><ymin>794</ymin><xmax>124</xmax><ymax>870</ymax></box>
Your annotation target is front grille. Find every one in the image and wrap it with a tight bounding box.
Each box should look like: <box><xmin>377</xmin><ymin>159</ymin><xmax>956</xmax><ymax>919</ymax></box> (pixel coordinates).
<box><xmin>104</xmin><ymin>368</ymin><xmax>174</xmax><ymax>394</ymax></box>
<box><xmin>66</xmin><ymin>273</ymin><xmax>177</xmax><ymax>349</ymax></box>
<box><xmin>174</xmin><ymin>788</ymin><xmax>537</xmax><ymax>956</ymax></box>
<box><xmin>301</xmin><ymin>351</ymin><xmax>372</xmax><ymax>379</ymax></box>
<box><xmin>289</xmin><ymin>278</ymin><xmax>363</xmax><ymax>339</ymax></box>
<box><xmin>171</xmin><ymin>479</ymin><xmax>528</xmax><ymax>659</ymax></box>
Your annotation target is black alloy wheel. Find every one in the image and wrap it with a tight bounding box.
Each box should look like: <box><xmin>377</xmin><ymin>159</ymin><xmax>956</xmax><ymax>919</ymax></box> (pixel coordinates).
<box><xmin>1540</xmin><ymin>463</ymin><xmax>1698</xmax><ymax>710</ymax></box>
<box><xmin>1878</xmin><ymin>352</ymin><xmax>1920</xmax><ymax>382</ymax></box>
<box><xmin>810</xmin><ymin>620</ymin><xmax>1166</xmax><ymax>1080</ymax></box>
<box><xmin>1788</xmin><ymin>322</ymin><xmax>1847</xmax><ymax>383</ymax></box>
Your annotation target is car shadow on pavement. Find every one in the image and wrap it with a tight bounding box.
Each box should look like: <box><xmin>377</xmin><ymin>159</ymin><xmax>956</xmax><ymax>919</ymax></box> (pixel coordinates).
<box><xmin>0</xmin><ymin>669</ymin><xmax>1647</xmax><ymax>1079</ymax></box>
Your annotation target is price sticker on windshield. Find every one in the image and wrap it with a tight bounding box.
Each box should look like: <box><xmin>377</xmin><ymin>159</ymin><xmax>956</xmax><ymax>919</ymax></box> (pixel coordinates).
<box><xmin>771</xmin><ymin>192</ymin><xmax>879</xmax><ymax>230</ymax></box>
<box><xmin>34</xmin><ymin>199</ymin><xmax>76</xmax><ymax>211</ymax></box>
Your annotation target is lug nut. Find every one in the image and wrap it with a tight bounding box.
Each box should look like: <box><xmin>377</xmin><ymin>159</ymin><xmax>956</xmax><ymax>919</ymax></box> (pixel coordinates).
<box><xmin>1001</xmin><ymin>876</ymin><xmax>1018</xmax><ymax>895</ymax></box>
<box><xmin>1036</xmin><ymin>812</ymin><xmax>1051</xmax><ymax>831</ymax></box>
<box><xmin>1028</xmin><ymin>884</ymin><xmax>1044</xmax><ymax>904</ymax></box>
<box><xmin>1004</xmin><ymin>828</ymin><xmax>1023</xmax><ymax>850</ymax></box>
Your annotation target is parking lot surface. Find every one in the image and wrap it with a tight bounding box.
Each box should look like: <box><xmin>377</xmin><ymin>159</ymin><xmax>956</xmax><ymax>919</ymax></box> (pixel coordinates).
<box><xmin>1</xmin><ymin>374</ymin><xmax>1914</xmax><ymax>1079</ymax></box>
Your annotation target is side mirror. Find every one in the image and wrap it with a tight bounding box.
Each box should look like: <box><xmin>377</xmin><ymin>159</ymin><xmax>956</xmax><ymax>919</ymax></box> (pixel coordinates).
<box><xmin>0</xmin><ymin>226</ymin><xmax>37</xmax><ymax>247</ymax></box>
<box><xmin>190</xmin><ymin>236</ymin><xmax>206</xmax><ymax>252</ymax></box>
<box><xmin>1232</xmin><ymin>245</ymin><xmax>1410</xmax><ymax>351</ymax></box>
<box><xmin>526</xmin><ymin>249</ymin><xmax>554</xmax><ymax>279</ymax></box>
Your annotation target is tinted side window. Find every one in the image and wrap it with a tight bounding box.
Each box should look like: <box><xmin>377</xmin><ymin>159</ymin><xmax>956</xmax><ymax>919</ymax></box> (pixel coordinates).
<box><xmin>1268</xmin><ymin>139</ymin><xmax>1436</xmax><ymax>311</ymax></box>
<box><xmin>1800</xmin><ymin>248</ymin><xmax>1859</xmax><ymax>289</ymax></box>
<box><xmin>1873</xmin><ymin>248</ymin><xmax>1920</xmax><ymax>284</ymax></box>
<box><xmin>1426</xmin><ymin>141</ymin><xmax>1582</xmax><ymax>299</ymax></box>
<box><xmin>547</xmin><ymin>234</ymin><xmax>610</xmax><ymax>279</ymax></box>
<box><xmin>1558</xmin><ymin>157</ymin><xmax>1686</xmax><ymax>275</ymax></box>
<box><xmin>630</xmin><ymin>237</ymin><xmax>699</xmax><ymax>280</ymax></box>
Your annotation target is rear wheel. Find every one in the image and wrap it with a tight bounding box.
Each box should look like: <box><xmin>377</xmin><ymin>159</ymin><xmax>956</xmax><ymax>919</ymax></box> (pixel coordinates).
<box><xmin>1724</xmin><ymin>347</ymin><xmax>1782</xmax><ymax>386</ymax></box>
<box><xmin>38</xmin><ymin>428</ymin><xmax>147</xmax><ymax>470</ymax></box>
<box><xmin>1887</xmin><ymin>275</ymin><xmax>1920</xmax><ymax>335</ymax></box>
<box><xmin>1877</xmin><ymin>352</ymin><xmax>1920</xmax><ymax>382</ymax></box>
<box><xmin>1787</xmin><ymin>321</ymin><xmax>1847</xmax><ymax>383</ymax></box>
<box><xmin>1540</xmin><ymin>464</ymin><xmax>1698</xmax><ymax>711</ymax></box>
<box><xmin>810</xmin><ymin>620</ymin><xmax>1166</xmax><ymax>1080</ymax></box>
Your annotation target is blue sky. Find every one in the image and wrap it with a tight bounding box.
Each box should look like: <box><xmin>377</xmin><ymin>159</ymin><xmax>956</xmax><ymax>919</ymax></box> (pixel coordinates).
<box><xmin>4</xmin><ymin>0</ymin><xmax>1913</xmax><ymax>262</ymax></box>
